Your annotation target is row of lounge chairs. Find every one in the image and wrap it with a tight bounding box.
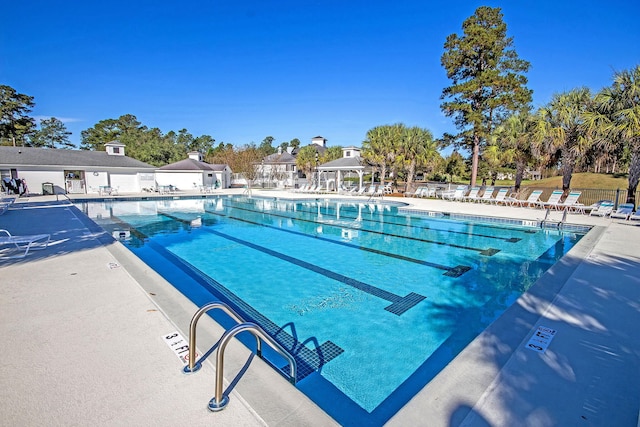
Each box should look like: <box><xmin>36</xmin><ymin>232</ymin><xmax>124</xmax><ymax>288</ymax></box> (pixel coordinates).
<box><xmin>436</xmin><ymin>186</ymin><xmax>640</xmax><ymax>218</ymax></box>
<box><xmin>294</xmin><ymin>183</ymin><xmax>390</xmax><ymax>197</ymax></box>
<box><xmin>406</xmin><ymin>185</ymin><xmax>587</xmax><ymax>212</ymax></box>
<box><xmin>590</xmin><ymin>201</ymin><xmax>640</xmax><ymax>220</ymax></box>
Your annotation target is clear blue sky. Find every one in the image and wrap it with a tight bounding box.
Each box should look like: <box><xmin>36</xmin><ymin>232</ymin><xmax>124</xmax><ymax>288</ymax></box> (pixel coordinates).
<box><xmin>2</xmin><ymin>0</ymin><xmax>639</xmax><ymax>150</ymax></box>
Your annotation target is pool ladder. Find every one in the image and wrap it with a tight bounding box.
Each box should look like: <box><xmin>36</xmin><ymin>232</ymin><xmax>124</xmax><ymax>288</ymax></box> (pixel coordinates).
<box><xmin>182</xmin><ymin>302</ymin><xmax>297</xmax><ymax>412</ymax></box>
<box><xmin>540</xmin><ymin>208</ymin><xmax>568</xmax><ymax>230</ymax></box>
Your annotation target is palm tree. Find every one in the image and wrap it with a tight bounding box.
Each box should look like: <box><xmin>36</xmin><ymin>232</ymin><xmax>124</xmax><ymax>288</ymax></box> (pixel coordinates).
<box><xmin>534</xmin><ymin>88</ymin><xmax>594</xmax><ymax>194</ymax></box>
<box><xmin>399</xmin><ymin>126</ymin><xmax>437</xmax><ymax>191</ymax></box>
<box><xmin>296</xmin><ymin>145</ymin><xmax>320</xmax><ymax>184</ymax></box>
<box><xmin>494</xmin><ymin>111</ymin><xmax>538</xmax><ymax>193</ymax></box>
<box><xmin>585</xmin><ymin>65</ymin><xmax>640</xmax><ymax>205</ymax></box>
<box><xmin>363</xmin><ymin>125</ymin><xmax>401</xmax><ymax>187</ymax></box>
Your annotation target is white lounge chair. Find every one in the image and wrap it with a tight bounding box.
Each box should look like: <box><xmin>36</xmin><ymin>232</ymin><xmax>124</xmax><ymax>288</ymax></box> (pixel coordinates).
<box><xmin>404</xmin><ymin>186</ymin><xmax>425</xmax><ymax>198</ymax></box>
<box><xmin>463</xmin><ymin>187</ymin><xmax>480</xmax><ymax>202</ymax></box>
<box><xmin>538</xmin><ymin>190</ymin><xmax>564</xmax><ymax>209</ymax></box>
<box><xmin>555</xmin><ymin>191</ymin><xmax>583</xmax><ymax>212</ymax></box>
<box><xmin>508</xmin><ymin>189</ymin><xmax>542</xmax><ymax>207</ymax></box>
<box><xmin>610</xmin><ymin>203</ymin><xmax>635</xmax><ymax>220</ymax></box>
<box><xmin>488</xmin><ymin>188</ymin><xmax>509</xmax><ymax>204</ymax></box>
<box><xmin>629</xmin><ymin>209</ymin><xmax>640</xmax><ymax>222</ymax></box>
<box><xmin>589</xmin><ymin>201</ymin><xmax>614</xmax><ymax>217</ymax></box>
<box><xmin>442</xmin><ymin>185</ymin><xmax>467</xmax><ymax>201</ymax></box>
<box><xmin>0</xmin><ymin>229</ymin><xmax>51</xmax><ymax>259</ymax></box>
<box><xmin>354</xmin><ymin>186</ymin><xmax>368</xmax><ymax>196</ymax></box>
<box><xmin>476</xmin><ymin>187</ymin><xmax>495</xmax><ymax>203</ymax></box>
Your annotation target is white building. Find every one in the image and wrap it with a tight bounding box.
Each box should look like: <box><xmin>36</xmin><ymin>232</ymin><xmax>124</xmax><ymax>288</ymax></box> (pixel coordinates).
<box><xmin>155</xmin><ymin>151</ymin><xmax>232</xmax><ymax>191</ymax></box>
<box><xmin>0</xmin><ymin>142</ymin><xmax>155</xmax><ymax>195</ymax></box>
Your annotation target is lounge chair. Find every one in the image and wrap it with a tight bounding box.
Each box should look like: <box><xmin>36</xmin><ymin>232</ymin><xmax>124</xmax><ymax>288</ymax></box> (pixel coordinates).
<box><xmin>365</xmin><ymin>185</ymin><xmax>379</xmax><ymax>197</ymax></box>
<box><xmin>629</xmin><ymin>209</ymin><xmax>640</xmax><ymax>222</ymax></box>
<box><xmin>0</xmin><ymin>229</ymin><xmax>51</xmax><ymax>259</ymax></box>
<box><xmin>354</xmin><ymin>186</ymin><xmax>368</xmax><ymax>196</ymax></box>
<box><xmin>508</xmin><ymin>189</ymin><xmax>542</xmax><ymax>207</ymax></box>
<box><xmin>610</xmin><ymin>203</ymin><xmax>635</xmax><ymax>220</ymax></box>
<box><xmin>476</xmin><ymin>187</ymin><xmax>495</xmax><ymax>203</ymax></box>
<box><xmin>404</xmin><ymin>186</ymin><xmax>426</xmax><ymax>198</ymax></box>
<box><xmin>582</xmin><ymin>200</ymin><xmax>614</xmax><ymax>215</ymax></box>
<box><xmin>589</xmin><ymin>201</ymin><xmax>614</xmax><ymax>217</ymax></box>
<box><xmin>488</xmin><ymin>188</ymin><xmax>509</xmax><ymax>205</ymax></box>
<box><xmin>555</xmin><ymin>191</ymin><xmax>583</xmax><ymax>212</ymax></box>
<box><xmin>463</xmin><ymin>187</ymin><xmax>480</xmax><ymax>202</ymax></box>
<box><xmin>537</xmin><ymin>190</ymin><xmax>564</xmax><ymax>209</ymax></box>
<box><xmin>295</xmin><ymin>184</ymin><xmax>309</xmax><ymax>193</ymax></box>
<box><xmin>441</xmin><ymin>185</ymin><xmax>467</xmax><ymax>201</ymax></box>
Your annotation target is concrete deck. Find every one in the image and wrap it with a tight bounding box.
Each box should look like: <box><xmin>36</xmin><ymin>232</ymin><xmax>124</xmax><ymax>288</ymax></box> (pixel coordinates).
<box><xmin>1</xmin><ymin>189</ymin><xmax>638</xmax><ymax>426</ymax></box>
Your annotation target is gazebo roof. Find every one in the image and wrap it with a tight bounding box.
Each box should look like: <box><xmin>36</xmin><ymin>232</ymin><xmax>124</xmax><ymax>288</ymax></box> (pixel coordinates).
<box><xmin>318</xmin><ymin>156</ymin><xmax>367</xmax><ymax>170</ymax></box>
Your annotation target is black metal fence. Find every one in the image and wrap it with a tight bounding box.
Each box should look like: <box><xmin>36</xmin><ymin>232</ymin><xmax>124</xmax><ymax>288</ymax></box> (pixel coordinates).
<box><xmin>517</xmin><ymin>187</ymin><xmax>639</xmax><ymax>208</ymax></box>
<box><xmin>405</xmin><ymin>182</ymin><xmax>639</xmax><ymax>208</ymax></box>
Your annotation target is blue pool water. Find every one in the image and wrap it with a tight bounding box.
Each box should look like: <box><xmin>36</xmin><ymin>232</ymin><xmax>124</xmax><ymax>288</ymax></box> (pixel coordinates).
<box><xmin>81</xmin><ymin>196</ymin><xmax>585</xmax><ymax>426</ymax></box>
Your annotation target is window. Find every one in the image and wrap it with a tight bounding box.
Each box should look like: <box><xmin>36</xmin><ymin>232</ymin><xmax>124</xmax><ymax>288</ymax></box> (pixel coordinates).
<box><xmin>113</xmin><ymin>147</ymin><xmax>120</xmax><ymax>154</ymax></box>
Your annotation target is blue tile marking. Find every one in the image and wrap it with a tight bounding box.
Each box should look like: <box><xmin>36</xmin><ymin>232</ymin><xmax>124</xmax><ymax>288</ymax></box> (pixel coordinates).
<box><xmin>202</xmin><ymin>227</ymin><xmax>427</xmax><ymax>315</ymax></box>
<box><xmin>223</xmin><ymin>202</ymin><xmax>501</xmax><ymax>257</ymax></box>
<box><xmin>208</xmin><ymin>210</ymin><xmax>470</xmax><ymax>277</ymax></box>
<box><xmin>138</xmin><ymin>237</ymin><xmax>345</xmax><ymax>382</ymax></box>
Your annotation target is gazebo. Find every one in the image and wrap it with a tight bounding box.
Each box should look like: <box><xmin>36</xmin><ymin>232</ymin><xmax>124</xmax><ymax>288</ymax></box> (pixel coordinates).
<box><xmin>317</xmin><ymin>147</ymin><xmax>371</xmax><ymax>191</ymax></box>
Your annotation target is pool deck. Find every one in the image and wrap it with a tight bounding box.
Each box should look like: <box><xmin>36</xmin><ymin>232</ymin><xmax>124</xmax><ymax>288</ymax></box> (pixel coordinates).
<box><xmin>1</xmin><ymin>189</ymin><xmax>638</xmax><ymax>426</ymax></box>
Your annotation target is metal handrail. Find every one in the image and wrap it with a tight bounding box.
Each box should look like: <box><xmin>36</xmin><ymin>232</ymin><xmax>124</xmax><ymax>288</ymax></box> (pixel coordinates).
<box><xmin>182</xmin><ymin>302</ymin><xmax>249</xmax><ymax>373</ymax></box>
<box><xmin>208</xmin><ymin>322</ymin><xmax>297</xmax><ymax>412</ymax></box>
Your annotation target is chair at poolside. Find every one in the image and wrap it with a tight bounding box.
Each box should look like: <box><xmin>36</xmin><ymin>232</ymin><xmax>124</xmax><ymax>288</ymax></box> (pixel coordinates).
<box><xmin>508</xmin><ymin>189</ymin><xmax>542</xmax><ymax>207</ymax></box>
<box><xmin>0</xmin><ymin>229</ymin><xmax>51</xmax><ymax>259</ymax></box>
<box><xmin>441</xmin><ymin>185</ymin><xmax>467</xmax><ymax>201</ymax></box>
<box><xmin>293</xmin><ymin>184</ymin><xmax>307</xmax><ymax>193</ymax></box>
<box><xmin>338</xmin><ymin>185</ymin><xmax>354</xmax><ymax>195</ymax></box>
<box><xmin>629</xmin><ymin>209</ymin><xmax>640</xmax><ymax>222</ymax></box>
<box><xmin>354</xmin><ymin>186</ymin><xmax>368</xmax><ymax>196</ymax></box>
<box><xmin>365</xmin><ymin>185</ymin><xmax>379</xmax><ymax>197</ymax></box>
<box><xmin>404</xmin><ymin>186</ymin><xmax>425</xmax><ymax>198</ymax></box>
<box><xmin>610</xmin><ymin>203</ymin><xmax>635</xmax><ymax>220</ymax></box>
<box><xmin>537</xmin><ymin>190</ymin><xmax>563</xmax><ymax>209</ymax></box>
<box><xmin>476</xmin><ymin>187</ymin><xmax>495</xmax><ymax>203</ymax></box>
<box><xmin>488</xmin><ymin>188</ymin><xmax>509</xmax><ymax>205</ymax></box>
<box><xmin>463</xmin><ymin>187</ymin><xmax>480</xmax><ymax>202</ymax></box>
<box><xmin>305</xmin><ymin>184</ymin><xmax>318</xmax><ymax>193</ymax></box>
<box><xmin>555</xmin><ymin>191</ymin><xmax>583</xmax><ymax>212</ymax></box>
<box><xmin>582</xmin><ymin>200</ymin><xmax>613</xmax><ymax>215</ymax></box>
<box><xmin>589</xmin><ymin>201</ymin><xmax>614</xmax><ymax>217</ymax></box>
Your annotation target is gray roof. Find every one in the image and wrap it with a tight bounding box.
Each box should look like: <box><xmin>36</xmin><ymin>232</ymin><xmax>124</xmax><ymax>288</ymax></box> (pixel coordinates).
<box><xmin>318</xmin><ymin>156</ymin><xmax>367</xmax><ymax>170</ymax></box>
<box><xmin>263</xmin><ymin>151</ymin><xmax>296</xmax><ymax>164</ymax></box>
<box><xmin>0</xmin><ymin>146</ymin><xmax>155</xmax><ymax>169</ymax></box>
<box><xmin>158</xmin><ymin>158</ymin><xmax>227</xmax><ymax>171</ymax></box>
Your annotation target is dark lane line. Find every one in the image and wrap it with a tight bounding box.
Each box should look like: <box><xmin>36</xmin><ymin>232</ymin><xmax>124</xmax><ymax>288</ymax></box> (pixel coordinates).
<box><xmin>221</xmin><ymin>202</ymin><xmax>501</xmax><ymax>257</ymax></box>
<box><xmin>211</xmin><ymin>210</ymin><xmax>470</xmax><ymax>277</ymax></box>
<box><xmin>200</xmin><ymin>227</ymin><xmax>426</xmax><ymax>315</ymax></box>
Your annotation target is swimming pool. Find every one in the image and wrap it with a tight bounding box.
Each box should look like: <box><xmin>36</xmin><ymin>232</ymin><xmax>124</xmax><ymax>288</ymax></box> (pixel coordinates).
<box><xmin>80</xmin><ymin>196</ymin><xmax>585</xmax><ymax>426</ymax></box>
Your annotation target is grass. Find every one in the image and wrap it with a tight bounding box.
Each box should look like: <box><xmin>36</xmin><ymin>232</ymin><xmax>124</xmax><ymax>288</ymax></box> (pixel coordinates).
<box><xmin>496</xmin><ymin>172</ymin><xmax>629</xmax><ymax>190</ymax></box>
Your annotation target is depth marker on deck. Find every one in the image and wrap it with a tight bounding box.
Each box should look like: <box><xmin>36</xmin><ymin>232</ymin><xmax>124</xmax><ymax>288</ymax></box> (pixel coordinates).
<box><xmin>163</xmin><ymin>331</ymin><xmax>197</xmax><ymax>365</ymax></box>
<box><xmin>525</xmin><ymin>326</ymin><xmax>557</xmax><ymax>353</ymax></box>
